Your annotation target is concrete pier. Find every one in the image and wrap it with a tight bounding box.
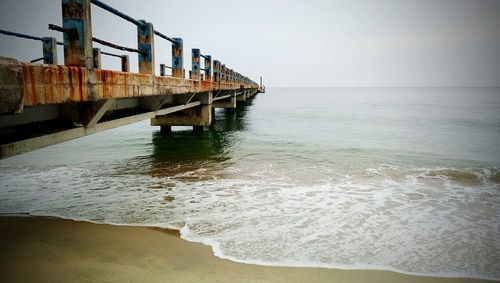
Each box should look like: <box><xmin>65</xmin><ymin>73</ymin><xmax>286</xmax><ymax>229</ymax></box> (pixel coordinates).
<box><xmin>0</xmin><ymin>0</ymin><xmax>261</xmax><ymax>159</ymax></box>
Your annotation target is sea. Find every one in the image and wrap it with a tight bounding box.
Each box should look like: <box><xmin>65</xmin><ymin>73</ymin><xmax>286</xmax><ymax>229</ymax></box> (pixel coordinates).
<box><xmin>1</xmin><ymin>87</ymin><xmax>499</xmax><ymax>280</ymax></box>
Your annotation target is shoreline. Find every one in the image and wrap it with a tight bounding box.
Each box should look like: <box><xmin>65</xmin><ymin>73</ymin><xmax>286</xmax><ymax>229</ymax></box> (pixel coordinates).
<box><xmin>0</xmin><ymin>216</ymin><xmax>496</xmax><ymax>283</ymax></box>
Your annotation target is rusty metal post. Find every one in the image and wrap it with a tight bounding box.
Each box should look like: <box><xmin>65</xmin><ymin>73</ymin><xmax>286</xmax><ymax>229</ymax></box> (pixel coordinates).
<box><xmin>42</xmin><ymin>37</ymin><xmax>58</xmax><ymax>64</ymax></box>
<box><xmin>191</xmin><ymin>48</ymin><xmax>200</xmax><ymax>81</ymax></box>
<box><xmin>62</xmin><ymin>0</ymin><xmax>93</xmax><ymax>67</ymax></box>
<box><xmin>121</xmin><ymin>55</ymin><xmax>129</xmax><ymax>72</ymax></box>
<box><xmin>137</xmin><ymin>20</ymin><xmax>154</xmax><ymax>75</ymax></box>
<box><xmin>213</xmin><ymin>60</ymin><xmax>220</xmax><ymax>83</ymax></box>
<box><xmin>92</xmin><ymin>48</ymin><xmax>101</xmax><ymax>69</ymax></box>
<box><xmin>204</xmin><ymin>55</ymin><xmax>211</xmax><ymax>82</ymax></box>
<box><xmin>171</xmin><ymin>38</ymin><xmax>183</xmax><ymax>78</ymax></box>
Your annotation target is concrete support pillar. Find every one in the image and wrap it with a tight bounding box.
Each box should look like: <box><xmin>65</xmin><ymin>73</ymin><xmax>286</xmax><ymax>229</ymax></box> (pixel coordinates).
<box><xmin>237</xmin><ymin>91</ymin><xmax>246</xmax><ymax>102</ymax></box>
<box><xmin>204</xmin><ymin>55</ymin><xmax>212</xmax><ymax>82</ymax></box>
<box><xmin>213</xmin><ymin>60</ymin><xmax>220</xmax><ymax>83</ymax></box>
<box><xmin>160</xmin><ymin>125</ymin><xmax>171</xmax><ymax>136</ymax></box>
<box><xmin>92</xmin><ymin>48</ymin><xmax>101</xmax><ymax>69</ymax></box>
<box><xmin>137</xmin><ymin>20</ymin><xmax>154</xmax><ymax>75</ymax></box>
<box><xmin>172</xmin><ymin>38</ymin><xmax>183</xmax><ymax>78</ymax></box>
<box><xmin>213</xmin><ymin>93</ymin><xmax>236</xmax><ymax>109</ymax></box>
<box><xmin>121</xmin><ymin>55</ymin><xmax>130</xmax><ymax>72</ymax></box>
<box><xmin>151</xmin><ymin>105</ymin><xmax>212</xmax><ymax>127</ymax></box>
<box><xmin>42</xmin><ymin>37</ymin><xmax>58</xmax><ymax>64</ymax></box>
<box><xmin>191</xmin><ymin>48</ymin><xmax>200</xmax><ymax>81</ymax></box>
<box><xmin>151</xmin><ymin>92</ymin><xmax>212</xmax><ymax>130</ymax></box>
<box><xmin>193</xmin><ymin>126</ymin><xmax>204</xmax><ymax>133</ymax></box>
<box><xmin>62</xmin><ymin>0</ymin><xmax>93</xmax><ymax>67</ymax></box>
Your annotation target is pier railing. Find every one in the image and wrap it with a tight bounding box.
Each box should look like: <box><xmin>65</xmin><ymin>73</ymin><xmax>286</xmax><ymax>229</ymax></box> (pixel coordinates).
<box><xmin>0</xmin><ymin>0</ymin><xmax>257</xmax><ymax>87</ymax></box>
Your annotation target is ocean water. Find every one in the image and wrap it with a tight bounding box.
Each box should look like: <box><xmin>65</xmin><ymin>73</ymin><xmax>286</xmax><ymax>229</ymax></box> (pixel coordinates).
<box><xmin>1</xmin><ymin>87</ymin><xmax>499</xmax><ymax>280</ymax></box>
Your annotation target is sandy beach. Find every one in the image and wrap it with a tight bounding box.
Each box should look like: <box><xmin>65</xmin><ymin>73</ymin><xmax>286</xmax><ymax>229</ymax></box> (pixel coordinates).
<box><xmin>0</xmin><ymin>216</ymin><xmax>494</xmax><ymax>283</ymax></box>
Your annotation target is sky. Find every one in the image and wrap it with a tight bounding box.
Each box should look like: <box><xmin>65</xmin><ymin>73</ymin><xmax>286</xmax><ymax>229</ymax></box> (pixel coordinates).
<box><xmin>0</xmin><ymin>0</ymin><xmax>499</xmax><ymax>87</ymax></box>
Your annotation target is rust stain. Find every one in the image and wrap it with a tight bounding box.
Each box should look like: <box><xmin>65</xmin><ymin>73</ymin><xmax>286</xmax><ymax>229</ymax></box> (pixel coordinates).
<box><xmin>29</xmin><ymin>67</ymin><xmax>37</xmax><ymax>105</ymax></box>
<box><xmin>101</xmin><ymin>70</ymin><xmax>107</xmax><ymax>98</ymax></box>
<box><xmin>77</xmin><ymin>67</ymin><xmax>84</xmax><ymax>101</ymax></box>
<box><xmin>22</xmin><ymin>66</ymin><xmax>30</xmax><ymax>105</ymax></box>
<box><xmin>124</xmin><ymin>73</ymin><xmax>128</xmax><ymax>97</ymax></box>
<box><xmin>58</xmin><ymin>66</ymin><xmax>64</xmax><ymax>102</ymax></box>
<box><xmin>47</xmin><ymin>68</ymin><xmax>54</xmax><ymax>104</ymax></box>
<box><xmin>68</xmin><ymin>67</ymin><xmax>74</xmax><ymax>101</ymax></box>
<box><xmin>11</xmin><ymin>63</ymin><xmax>258</xmax><ymax>107</ymax></box>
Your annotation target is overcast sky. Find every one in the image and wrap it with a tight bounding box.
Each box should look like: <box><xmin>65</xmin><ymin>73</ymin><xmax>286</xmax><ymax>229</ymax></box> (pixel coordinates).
<box><xmin>1</xmin><ymin>0</ymin><xmax>499</xmax><ymax>87</ymax></box>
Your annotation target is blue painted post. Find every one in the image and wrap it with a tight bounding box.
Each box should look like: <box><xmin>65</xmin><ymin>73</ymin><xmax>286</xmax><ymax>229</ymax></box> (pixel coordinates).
<box><xmin>172</xmin><ymin>38</ymin><xmax>183</xmax><ymax>78</ymax></box>
<box><xmin>221</xmin><ymin>64</ymin><xmax>226</xmax><ymax>83</ymax></box>
<box><xmin>191</xmin><ymin>48</ymin><xmax>200</xmax><ymax>80</ymax></box>
<box><xmin>213</xmin><ymin>60</ymin><xmax>220</xmax><ymax>83</ymax></box>
<box><xmin>204</xmin><ymin>55</ymin><xmax>212</xmax><ymax>82</ymax></box>
<box><xmin>42</xmin><ymin>37</ymin><xmax>58</xmax><ymax>64</ymax></box>
<box><xmin>137</xmin><ymin>20</ymin><xmax>155</xmax><ymax>75</ymax></box>
<box><xmin>62</xmin><ymin>0</ymin><xmax>93</xmax><ymax>67</ymax></box>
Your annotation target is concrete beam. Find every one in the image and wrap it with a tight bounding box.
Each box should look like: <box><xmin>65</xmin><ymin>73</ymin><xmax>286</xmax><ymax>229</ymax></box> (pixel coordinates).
<box><xmin>213</xmin><ymin>95</ymin><xmax>236</xmax><ymax>109</ymax></box>
<box><xmin>236</xmin><ymin>92</ymin><xmax>246</xmax><ymax>102</ymax></box>
<box><xmin>83</xmin><ymin>98</ymin><xmax>116</xmax><ymax>128</ymax></box>
<box><xmin>151</xmin><ymin>104</ymin><xmax>211</xmax><ymax>127</ymax></box>
<box><xmin>0</xmin><ymin>57</ymin><xmax>259</xmax><ymax>114</ymax></box>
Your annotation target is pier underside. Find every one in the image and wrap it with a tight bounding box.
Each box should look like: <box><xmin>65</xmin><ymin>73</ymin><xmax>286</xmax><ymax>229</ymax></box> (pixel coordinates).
<box><xmin>0</xmin><ymin>57</ymin><xmax>258</xmax><ymax>159</ymax></box>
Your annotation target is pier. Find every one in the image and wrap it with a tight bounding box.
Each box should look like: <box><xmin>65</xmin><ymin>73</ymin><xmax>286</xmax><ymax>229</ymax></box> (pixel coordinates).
<box><xmin>0</xmin><ymin>0</ymin><xmax>265</xmax><ymax>159</ymax></box>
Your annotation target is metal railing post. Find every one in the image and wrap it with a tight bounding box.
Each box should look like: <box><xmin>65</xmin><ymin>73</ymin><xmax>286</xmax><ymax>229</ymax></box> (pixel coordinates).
<box><xmin>204</xmin><ymin>55</ymin><xmax>212</xmax><ymax>82</ymax></box>
<box><xmin>171</xmin><ymin>38</ymin><xmax>183</xmax><ymax>78</ymax></box>
<box><xmin>42</xmin><ymin>37</ymin><xmax>58</xmax><ymax>64</ymax></box>
<box><xmin>137</xmin><ymin>20</ymin><xmax>154</xmax><ymax>75</ymax></box>
<box><xmin>61</xmin><ymin>0</ymin><xmax>93</xmax><ymax>67</ymax></box>
<box><xmin>213</xmin><ymin>60</ymin><xmax>220</xmax><ymax>83</ymax></box>
<box><xmin>92</xmin><ymin>47</ymin><xmax>101</xmax><ymax>68</ymax></box>
<box><xmin>191</xmin><ymin>48</ymin><xmax>200</xmax><ymax>81</ymax></box>
<box><xmin>121</xmin><ymin>55</ymin><xmax>130</xmax><ymax>72</ymax></box>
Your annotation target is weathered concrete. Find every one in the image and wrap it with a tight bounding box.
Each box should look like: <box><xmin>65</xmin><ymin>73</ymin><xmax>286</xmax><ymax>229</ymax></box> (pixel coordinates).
<box><xmin>0</xmin><ymin>0</ymin><xmax>261</xmax><ymax>159</ymax></box>
<box><xmin>151</xmin><ymin>105</ymin><xmax>211</xmax><ymax>127</ymax></box>
<box><xmin>62</xmin><ymin>0</ymin><xmax>93</xmax><ymax>68</ymax></box>
<box><xmin>0</xmin><ymin>58</ymin><xmax>256</xmax><ymax>110</ymax></box>
<box><xmin>236</xmin><ymin>92</ymin><xmax>247</xmax><ymax>102</ymax></box>
<box><xmin>121</xmin><ymin>55</ymin><xmax>130</xmax><ymax>72</ymax></box>
<box><xmin>92</xmin><ymin>48</ymin><xmax>101</xmax><ymax>69</ymax></box>
<box><xmin>137</xmin><ymin>21</ymin><xmax>155</xmax><ymax>75</ymax></box>
<box><xmin>213</xmin><ymin>94</ymin><xmax>236</xmax><ymax>109</ymax></box>
<box><xmin>0</xmin><ymin>58</ymin><xmax>24</xmax><ymax>114</ymax></box>
<box><xmin>151</xmin><ymin>92</ymin><xmax>212</xmax><ymax>128</ymax></box>
<box><xmin>42</xmin><ymin>37</ymin><xmax>58</xmax><ymax>65</ymax></box>
<box><xmin>171</xmin><ymin>38</ymin><xmax>183</xmax><ymax>78</ymax></box>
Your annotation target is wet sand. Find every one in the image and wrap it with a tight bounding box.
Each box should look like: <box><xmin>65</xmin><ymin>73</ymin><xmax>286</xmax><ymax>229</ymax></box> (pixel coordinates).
<box><xmin>0</xmin><ymin>216</ymin><xmax>494</xmax><ymax>283</ymax></box>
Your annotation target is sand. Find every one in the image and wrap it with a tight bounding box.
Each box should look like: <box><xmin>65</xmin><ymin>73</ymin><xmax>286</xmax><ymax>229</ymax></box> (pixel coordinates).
<box><xmin>0</xmin><ymin>216</ymin><xmax>494</xmax><ymax>283</ymax></box>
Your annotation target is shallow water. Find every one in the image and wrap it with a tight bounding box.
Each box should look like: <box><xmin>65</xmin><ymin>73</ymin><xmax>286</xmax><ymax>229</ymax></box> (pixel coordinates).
<box><xmin>1</xmin><ymin>87</ymin><xmax>499</xmax><ymax>280</ymax></box>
